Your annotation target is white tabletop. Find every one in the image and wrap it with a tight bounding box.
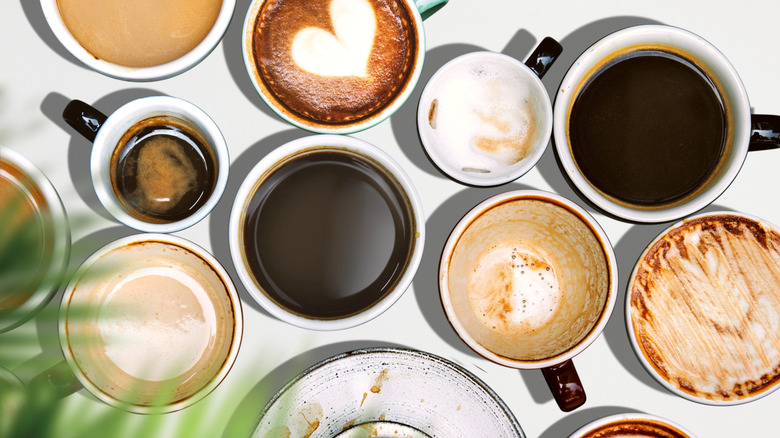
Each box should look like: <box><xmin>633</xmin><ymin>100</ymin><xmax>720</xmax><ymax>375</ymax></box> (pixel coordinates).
<box><xmin>2</xmin><ymin>0</ymin><xmax>779</xmax><ymax>437</ymax></box>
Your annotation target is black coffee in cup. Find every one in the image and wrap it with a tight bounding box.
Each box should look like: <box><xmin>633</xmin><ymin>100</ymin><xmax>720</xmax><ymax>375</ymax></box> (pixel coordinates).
<box><xmin>110</xmin><ymin>116</ymin><xmax>217</xmax><ymax>224</ymax></box>
<box><xmin>242</xmin><ymin>150</ymin><xmax>415</xmax><ymax>319</ymax></box>
<box><xmin>568</xmin><ymin>47</ymin><xmax>729</xmax><ymax>208</ymax></box>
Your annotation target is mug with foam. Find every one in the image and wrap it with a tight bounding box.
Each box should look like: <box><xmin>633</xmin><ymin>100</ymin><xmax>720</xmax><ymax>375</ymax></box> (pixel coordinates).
<box><xmin>242</xmin><ymin>0</ymin><xmax>448</xmax><ymax>133</ymax></box>
<box><xmin>38</xmin><ymin>234</ymin><xmax>243</xmax><ymax>414</ymax></box>
<box><xmin>439</xmin><ymin>190</ymin><xmax>617</xmax><ymax>411</ymax></box>
<box><xmin>417</xmin><ymin>38</ymin><xmax>562</xmax><ymax>186</ymax></box>
<box><xmin>62</xmin><ymin>97</ymin><xmax>229</xmax><ymax>233</ymax></box>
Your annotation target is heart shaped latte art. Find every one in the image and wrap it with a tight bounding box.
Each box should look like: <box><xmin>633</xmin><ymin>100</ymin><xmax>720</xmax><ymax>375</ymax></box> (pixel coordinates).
<box><xmin>291</xmin><ymin>0</ymin><xmax>377</xmax><ymax>77</ymax></box>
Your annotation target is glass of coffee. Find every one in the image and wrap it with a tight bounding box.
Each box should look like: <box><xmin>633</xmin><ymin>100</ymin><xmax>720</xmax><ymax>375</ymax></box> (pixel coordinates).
<box><xmin>553</xmin><ymin>25</ymin><xmax>780</xmax><ymax>223</ymax></box>
<box><xmin>229</xmin><ymin>135</ymin><xmax>425</xmax><ymax>330</ymax></box>
<box><xmin>242</xmin><ymin>0</ymin><xmax>447</xmax><ymax>133</ymax></box>
<box><xmin>62</xmin><ymin>96</ymin><xmax>229</xmax><ymax>233</ymax></box>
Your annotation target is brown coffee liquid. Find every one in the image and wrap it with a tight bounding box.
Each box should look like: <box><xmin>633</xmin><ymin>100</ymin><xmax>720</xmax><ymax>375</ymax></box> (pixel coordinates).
<box><xmin>582</xmin><ymin>418</ymin><xmax>691</xmax><ymax>438</ymax></box>
<box><xmin>569</xmin><ymin>49</ymin><xmax>727</xmax><ymax>207</ymax></box>
<box><xmin>112</xmin><ymin>117</ymin><xmax>216</xmax><ymax>223</ymax></box>
<box><xmin>243</xmin><ymin>151</ymin><xmax>414</xmax><ymax>319</ymax></box>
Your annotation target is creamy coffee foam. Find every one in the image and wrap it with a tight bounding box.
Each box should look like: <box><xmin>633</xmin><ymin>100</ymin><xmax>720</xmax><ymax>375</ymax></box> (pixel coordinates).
<box><xmin>422</xmin><ymin>55</ymin><xmax>542</xmax><ymax>175</ymax></box>
<box><xmin>630</xmin><ymin>214</ymin><xmax>780</xmax><ymax>401</ymax></box>
<box><xmin>65</xmin><ymin>240</ymin><xmax>235</xmax><ymax>406</ymax></box>
<box><xmin>251</xmin><ymin>0</ymin><xmax>417</xmax><ymax>126</ymax></box>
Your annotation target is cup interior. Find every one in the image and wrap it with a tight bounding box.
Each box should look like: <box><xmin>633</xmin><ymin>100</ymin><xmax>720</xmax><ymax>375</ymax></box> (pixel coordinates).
<box><xmin>568</xmin><ymin>413</ymin><xmax>695</xmax><ymax>438</ymax></box>
<box><xmin>417</xmin><ymin>51</ymin><xmax>552</xmax><ymax>186</ymax></box>
<box><xmin>60</xmin><ymin>234</ymin><xmax>242</xmax><ymax>413</ymax></box>
<box><xmin>441</xmin><ymin>192</ymin><xmax>614</xmax><ymax>365</ymax></box>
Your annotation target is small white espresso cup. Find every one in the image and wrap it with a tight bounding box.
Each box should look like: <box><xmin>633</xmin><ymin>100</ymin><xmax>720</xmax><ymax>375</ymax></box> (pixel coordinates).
<box><xmin>62</xmin><ymin>96</ymin><xmax>229</xmax><ymax>233</ymax></box>
<box><xmin>229</xmin><ymin>135</ymin><xmax>425</xmax><ymax>330</ymax></box>
<box><xmin>40</xmin><ymin>0</ymin><xmax>236</xmax><ymax>81</ymax></box>
<box><xmin>553</xmin><ymin>25</ymin><xmax>780</xmax><ymax>223</ymax></box>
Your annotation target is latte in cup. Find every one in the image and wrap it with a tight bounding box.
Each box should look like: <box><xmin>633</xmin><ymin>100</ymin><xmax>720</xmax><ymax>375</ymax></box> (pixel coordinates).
<box><xmin>628</xmin><ymin>213</ymin><xmax>780</xmax><ymax>404</ymax></box>
<box><xmin>245</xmin><ymin>0</ymin><xmax>420</xmax><ymax>131</ymax></box>
<box><xmin>61</xmin><ymin>235</ymin><xmax>241</xmax><ymax>412</ymax></box>
<box><xmin>56</xmin><ymin>0</ymin><xmax>223</xmax><ymax>68</ymax></box>
<box><xmin>570</xmin><ymin>414</ymin><xmax>695</xmax><ymax>438</ymax></box>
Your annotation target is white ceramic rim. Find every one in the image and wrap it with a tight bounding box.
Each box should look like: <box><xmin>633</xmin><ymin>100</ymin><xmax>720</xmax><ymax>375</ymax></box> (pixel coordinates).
<box><xmin>552</xmin><ymin>24</ymin><xmax>752</xmax><ymax>223</ymax></box>
<box><xmin>567</xmin><ymin>413</ymin><xmax>697</xmax><ymax>438</ymax></box>
<box><xmin>39</xmin><ymin>0</ymin><xmax>236</xmax><ymax>81</ymax></box>
<box><xmin>625</xmin><ymin>210</ymin><xmax>780</xmax><ymax>406</ymax></box>
<box><xmin>229</xmin><ymin>134</ymin><xmax>425</xmax><ymax>330</ymax></box>
<box><xmin>0</xmin><ymin>146</ymin><xmax>71</xmax><ymax>333</ymax></box>
<box><xmin>416</xmin><ymin>51</ymin><xmax>553</xmax><ymax>186</ymax></box>
<box><xmin>439</xmin><ymin>190</ymin><xmax>618</xmax><ymax>369</ymax></box>
<box><xmin>252</xmin><ymin>347</ymin><xmax>525</xmax><ymax>437</ymax></box>
<box><xmin>90</xmin><ymin>96</ymin><xmax>229</xmax><ymax>233</ymax></box>
<box><xmin>241</xmin><ymin>0</ymin><xmax>427</xmax><ymax>134</ymax></box>
<box><xmin>58</xmin><ymin>233</ymin><xmax>243</xmax><ymax>414</ymax></box>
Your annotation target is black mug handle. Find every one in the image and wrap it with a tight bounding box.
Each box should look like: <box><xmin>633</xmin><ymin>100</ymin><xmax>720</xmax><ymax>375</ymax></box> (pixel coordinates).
<box><xmin>541</xmin><ymin>358</ymin><xmax>586</xmax><ymax>411</ymax></box>
<box><xmin>524</xmin><ymin>37</ymin><xmax>563</xmax><ymax>79</ymax></box>
<box><xmin>749</xmin><ymin>114</ymin><xmax>780</xmax><ymax>151</ymax></box>
<box><xmin>62</xmin><ymin>99</ymin><xmax>107</xmax><ymax>143</ymax></box>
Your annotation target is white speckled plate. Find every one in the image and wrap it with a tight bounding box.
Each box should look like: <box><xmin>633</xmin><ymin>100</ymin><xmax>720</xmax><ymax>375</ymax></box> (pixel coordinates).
<box><xmin>252</xmin><ymin>347</ymin><xmax>524</xmax><ymax>438</ymax></box>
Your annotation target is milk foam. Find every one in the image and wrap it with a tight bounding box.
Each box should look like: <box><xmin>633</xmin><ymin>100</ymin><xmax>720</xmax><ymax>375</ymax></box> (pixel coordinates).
<box><xmin>424</xmin><ymin>56</ymin><xmax>540</xmax><ymax>176</ymax></box>
<box><xmin>291</xmin><ymin>0</ymin><xmax>376</xmax><ymax>77</ymax></box>
<box><xmin>97</xmin><ymin>266</ymin><xmax>217</xmax><ymax>382</ymax></box>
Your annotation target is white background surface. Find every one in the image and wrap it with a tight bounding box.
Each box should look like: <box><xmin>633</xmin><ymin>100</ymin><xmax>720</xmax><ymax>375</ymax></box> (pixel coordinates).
<box><xmin>2</xmin><ymin>0</ymin><xmax>780</xmax><ymax>436</ymax></box>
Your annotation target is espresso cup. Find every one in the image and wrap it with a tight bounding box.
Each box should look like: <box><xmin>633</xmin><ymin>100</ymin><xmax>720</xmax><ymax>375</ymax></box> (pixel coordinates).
<box><xmin>439</xmin><ymin>190</ymin><xmax>617</xmax><ymax>411</ymax></box>
<box><xmin>40</xmin><ymin>0</ymin><xmax>236</xmax><ymax>81</ymax></box>
<box><xmin>49</xmin><ymin>233</ymin><xmax>243</xmax><ymax>414</ymax></box>
<box><xmin>553</xmin><ymin>25</ymin><xmax>780</xmax><ymax>223</ymax></box>
<box><xmin>417</xmin><ymin>38</ymin><xmax>562</xmax><ymax>186</ymax></box>
<box><xmin>229</xmin><ymin>135</ymin><xmax>425</xmax><ymax>330</ymax></box>
<box><xmin>242</xmin><ymin>0</ymin><xmax>447</xmax><ymax>134</ymax></box>
<box><xmin>627</xmin><ymin>212</ymin><xmax>780</xmax><ymax>405</ymax></box>
<box><xmin>0</xmin><ymin>146</ymin><xmax>70</xmax><ymax>333</ymax></box>
<box><xmin>62</xmin><ymin>97</ymin><xmax>229</xmax><ymax>233</ymax></box>
<box><xmin>568</xmin><ymin>413</ymin><xmax>696</xmax><ymax>438</ymax></box>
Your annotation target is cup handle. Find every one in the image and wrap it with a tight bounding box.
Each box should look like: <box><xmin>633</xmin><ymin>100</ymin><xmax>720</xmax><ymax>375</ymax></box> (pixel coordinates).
<box><xmin>524</xmin><ymin>37</ymin><xmax>563</xmax><ymax>79</ymax></box>
<box><xmin>62</xmin><ymin>99</ymin><xmax>108</xmax><ymax>143</ymax></box>
<box><xmin>749</xmin><ymin>114</ymin><xmax>780</xmax><ymax>151</ymax></box>
<box><xmin>414</xmin><ymin>0</ymin><xmax>448</xmax><ymax>20</ymax></box>
<box><xmin>29</xmin><ymin>360</ymin><xmax>82</xmax><ymax>400</ymax></box>
<box><xmin>541</xmin><ymin>359</ymin><xmax>586</xmax><ymax>411</ymax></box>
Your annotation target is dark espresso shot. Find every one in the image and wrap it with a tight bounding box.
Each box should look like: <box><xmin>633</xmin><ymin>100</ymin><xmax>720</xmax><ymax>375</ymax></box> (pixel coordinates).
<box><xmin>568</xmin><ymin>49</ymin><xmax>727</xmax><ymax>207</ymax></box>
<box><xmin>111</xmin><ymin>116</ymin><xmax>216</xmax><ymax>223</ymax></box>
<box><xmin>243</xmin><ymin>151</ymin><xmax>415</xmax><ymax>319</ymax></box>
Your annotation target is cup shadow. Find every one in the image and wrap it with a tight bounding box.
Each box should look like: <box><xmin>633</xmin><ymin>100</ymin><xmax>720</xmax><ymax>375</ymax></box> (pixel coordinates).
<box><xmin>40</xmin><ymin>89</ymin><xmax>165</xmax><ymax>222</ymax></box>
<box><xmin>208</xmin><ymin>129</ymin><xmax>308</xmax><ymax>316</ymax></box>
<box><xmin>221</xmin><ymin>339</ymin><xmax>411</xmax><ymax>438</ymax></box>
<box><xmin>537</xmin><ymin>405</ymin><xmax>644</xmax><ymax>438</ymax></box>
<box><xmin>19</xmin><ymin>0</ymin><xmax>83</xmax><ymax>70</ymax></box>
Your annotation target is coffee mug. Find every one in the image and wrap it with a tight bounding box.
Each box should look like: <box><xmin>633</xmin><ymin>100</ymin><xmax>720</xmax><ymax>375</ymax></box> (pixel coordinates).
<box><xmin>0</xmin><ymin>146</ymin><xmax>70</xmax><ymax>333</ymax></box>
<box><xmin>553</xmin><ymin>25</ymin><xmax>780</xmax><ymax>223</ymax></box>
<box><xmin>229</xmin><ymin>135</ymin><xmax>425</xmax><ymax>330</ymax></box>
<box><xmin>62</xmin><ymin>97</ymin><xmax>229</xmax><ymax>233</ymax></box>
<box><xmin>42</xmin><ymin>233</ymin><xmax>243</xmax><ymax>414</ymax></box>
<box><xmin>417</xmin><ymin>38</ymin><xmax>562</xmax><ymax>186</ymax></box>
<box><xmin>568</xmin><ymin>413</ymin><xmax>696</xmax><ymax>438</ymax></box>
<box><xmin>439</xmin><ymin>190</ymin><xmax>617</xmax><ymax>411</ymax></box>
<box><xmin>40</xmin><ymin>0</ymin><xmax>236</xmax><ymax>81</ymax></box>
<box><xmin>627</xmin><ymin>211</ymin><xmax>780</xmax><ymax>405</ymax></box>
<box><xmin>242</xmin><ymin>0</ymin><xmax>447</xmax><ymax>133</ymax></box>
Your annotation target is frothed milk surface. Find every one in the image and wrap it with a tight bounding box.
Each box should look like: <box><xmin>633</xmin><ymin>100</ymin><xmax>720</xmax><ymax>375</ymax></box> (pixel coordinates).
<box><xmin>630</xmin><ymin>214</ymin><xmax>780</xmax><ymax>402</ymax></box>
<box><xmin>421</xmin><ymin>55</ymin><xmax>542</xmax><ymax>178</ymax></box>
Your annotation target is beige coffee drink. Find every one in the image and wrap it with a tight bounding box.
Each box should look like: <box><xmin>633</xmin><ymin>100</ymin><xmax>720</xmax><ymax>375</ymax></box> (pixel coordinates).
<box><xmin>629</xmin><ymin>213</ymin><xmax>780</xmax><ymax>403</ymax></box>
<box><xmin>247</xmin><ymin>0</ymin><xmax>418</xmax><ymax>128</ymax></box>
<box><xmin>56</xmin><ymin>0</ymin><xmax>223</xmax><ymax>67</ymax></box>
<box><xmin>62</xmin><ymin>238</ymin><xmax>240</xmax><ymax>411</ymax></box>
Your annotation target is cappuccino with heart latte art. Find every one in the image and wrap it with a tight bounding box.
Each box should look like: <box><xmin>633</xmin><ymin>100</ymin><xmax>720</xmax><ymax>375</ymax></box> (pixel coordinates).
<box><xmin>247</xmin><ymin>0</ymin><xmax>419</xmax><ymax>130</ymax></box>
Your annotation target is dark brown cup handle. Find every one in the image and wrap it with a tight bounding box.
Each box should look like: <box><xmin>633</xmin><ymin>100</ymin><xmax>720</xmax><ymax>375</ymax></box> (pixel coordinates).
<box><xmin>749</xmin><ymin>114</ymin><xmax>780</xmax><ymax>151</ymax></box>
<box><xmin>62</xmin><ymin>99</ymin><xmax>107</xmax><ymax>143</ymax></box>
<box><xmin>524</xmin><ymin>36</ymin><xmax>563</xmax><ymax>79</ymax></box>
<box><xmin>541</xmin><ymin>359</ymin><xmax>586</xmax><ymax>411</ymax></box>
<box><xmin>29</xmin><ymin>360</ymin><xmax>81</xmax><ymax>400</ymax></box>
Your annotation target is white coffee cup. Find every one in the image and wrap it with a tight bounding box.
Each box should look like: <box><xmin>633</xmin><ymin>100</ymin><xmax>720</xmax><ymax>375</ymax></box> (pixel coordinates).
<box><xmin>62</xmin><ymin>96</ymin><xmax>229</xmax><ymax>233</ymax></box>
<box><xmin>568</xmin><ymin>413</ymin><xmax>696</xmax><ymax>438</ymax></box>
<box><xmin>40</xmin><ymin>0</ymin><xmax>236</xmax><ymax>81</ymax></box>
